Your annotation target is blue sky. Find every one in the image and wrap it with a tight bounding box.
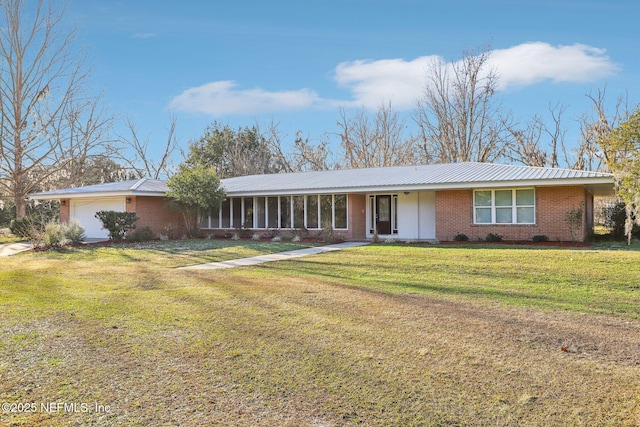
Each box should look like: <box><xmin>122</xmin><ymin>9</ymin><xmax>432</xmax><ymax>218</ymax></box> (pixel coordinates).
<box><xmin>66</xmin><ymin>0</ymin><xmax>639</xmax><ymax>168</ymax></box>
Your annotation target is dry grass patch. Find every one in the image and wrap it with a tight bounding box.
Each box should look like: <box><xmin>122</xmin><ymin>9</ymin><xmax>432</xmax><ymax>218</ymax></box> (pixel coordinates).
<box><xmin>1</xmin><ymin>243</ymin><xmax>639</xmax><ymax>426</ymax></box>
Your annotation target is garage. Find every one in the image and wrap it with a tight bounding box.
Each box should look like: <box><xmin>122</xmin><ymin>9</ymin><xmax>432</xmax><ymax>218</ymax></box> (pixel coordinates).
<box><xmin>70</xmin><ymin>197</ymin><xmax>126</xmax><ymax>239</ymax></box>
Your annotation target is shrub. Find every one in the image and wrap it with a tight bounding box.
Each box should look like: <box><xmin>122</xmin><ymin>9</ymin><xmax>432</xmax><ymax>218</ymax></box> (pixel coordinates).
<box><xmin>453</xmin><ymin>233</ymin><xmax>469</xmax><ymax>242</ymax></box>
<box><xmin>39</xmin><ymin>220</ymin><xmax>86</xmax><ymax>249</ymax></box>
<box><xmin>9</xmin><ymin>217</ymin><xmax>32</xmax><ymax>238</ymax></box>
<box><xmin>532</xmin><ymin>235</ymin><xmax>549</xmax><ymax>243</ymax></box>
<box><xmin>129</xmin><ymin>226</ymin><xmax>155</xmax><ymax>242</ymax></box>
<box><xmin>65</xmin><ymin>219</ymin><xmax>86</xmax><ymax>244</ymax></box>
<box><xmin>604</xmin><ymin>202</ymin><xmax>640</xmax><ymax>240</ymax></box>
<box><xmin>43</xmin><ymin>222</ymin><xmax>65</xmax><ymax>248</ymax></box>
<box><xmin>251</xmin><ymin>232</ymin><xmax>262</xmax><ymax>241</ymax></box>
<box><xmin>94</xmin><ymin>211</ymin><xmax>139</xmax><ymax>242</ymax></box>
<box><xmin>485</xmin><ymin>233</ymin><xmax>503</xmax><ymax>242</ymax></box>
<box><xmin>321</xmin><ymin>225</ymin><xmax>334</xmax><ymax>243</ymax></box>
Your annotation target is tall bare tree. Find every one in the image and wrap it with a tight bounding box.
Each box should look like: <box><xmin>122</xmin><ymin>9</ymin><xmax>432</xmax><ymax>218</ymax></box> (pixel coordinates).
<box><xmin>575</xmin><ymin>88</ymin><xmax>633</xmax><ymax>171</ymax></box>
<box><xmin>506</xmin><ymin>103</ymin><xmax>567</xmax><ymax>168</ymax></box>
<box><xmin>287</xmin><ymin>131</ymin><xmax>335</xmax><ymax>171</ymax></box>
<box><xmin>413</xmin><ymin>46</ymin><xmax>509</xmax><ymax>163</ymax></box>
<box><xmin>266</xmin><ymin>125</ymin><xmax>335</xmax><ymax>173</ymax></box>
<box><xmin>339</xmin><ymin>102</ymin><xmax>418</xmax><ymax>169</ymax></box>
<box><xmin>114</xmin><ymin>115</ymin><xmax>179</xmax><ymax>180</ymax></box>
<box><xmin>53</xmin><ymin>95</ymin><xmax>117</xmax><ymax>187</ymax></box>
<box><xmin>0</xmin><ymin>0</ymin><xmax>104</xmax><ymax>217</ymax></box>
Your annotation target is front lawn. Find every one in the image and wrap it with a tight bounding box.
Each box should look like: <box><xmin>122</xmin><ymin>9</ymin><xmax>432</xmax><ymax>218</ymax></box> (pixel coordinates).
<box><xmin>1</xmin><ymin>241</ymin><xmax>639</xmax><ymax>426</ymax></box>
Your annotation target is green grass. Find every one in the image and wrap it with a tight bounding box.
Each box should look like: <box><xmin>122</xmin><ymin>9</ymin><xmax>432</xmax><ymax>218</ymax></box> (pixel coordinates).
<box><xmin>1</xmin><ymin>241</ymin><xmax>639</xmax><ymax>426</ymax></box>
<box><xmin>266</xmin><ymin>243</ymin><xmax>640</xmax><ymax>319</ymax></box>
<box><xmin>0</xmin><ymin>233</ymin><xmax>22</xmax><ymax>244</ymax></box>
<box><xmin>18</xmin><ymin>238</ymin><xmax>320</xmax><ymax>268</ymax></box>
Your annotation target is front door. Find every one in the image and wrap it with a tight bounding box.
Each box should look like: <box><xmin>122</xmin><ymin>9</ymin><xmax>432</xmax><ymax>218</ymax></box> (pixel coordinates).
<box><xmin>376</xmin><ymin>195</ymin><xmax>392</xmax><ymax>235</ymax></box>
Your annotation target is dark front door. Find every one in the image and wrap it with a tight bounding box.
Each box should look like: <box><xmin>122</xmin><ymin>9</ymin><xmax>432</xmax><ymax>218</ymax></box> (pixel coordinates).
<box><xmin>376</xmin><ymin>195</ymin><xmax>392</xmax><ymax>235</ymax></box>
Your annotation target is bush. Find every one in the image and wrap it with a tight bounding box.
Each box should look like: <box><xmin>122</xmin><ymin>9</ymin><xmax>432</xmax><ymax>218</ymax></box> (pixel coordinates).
<box><xmin>94</xmin><ymin>211</ymin><xmax>139</xmax><ymax>242</ymax></box>
<box><xmin>9</xmin><ymin>217</ymin><xmax>32</xmax><ymax>238</ymax></box>
<box><xmin>532</xmin><ymin>235</ymin><xmax>549</xmax><ymax>243</ymax></box>
<box><xmin>39</xmin><ymin>219</ymin><xmax>86</xmax><ymax>249</ymax></box>
<box><xmin>0</xmin><ymin>200</ymin><xmax>16</xmax><ymax>228</ymax></box>
<box><xmin>453</xmin><ymin>233</ymin><xmax>469</xmax><ymax>242</ymax></box>
<box><xmin>65</xmin><ymin>219</ymin><xmax>86</xmax><ymax>244</ymax></box>
<box><xmin>604</xmin><ymin>202</ymin><xmax>640</xmax><ymax>240</ymax></box>
<box><xmin>129</xmin><ymin>226</ymin><xmax>155</xmax><ymax>242</ymax></box>
<box><xmin>485</xmin><ymin>233</ymin><xmax>503</xmax><ymax>242</ymax></box>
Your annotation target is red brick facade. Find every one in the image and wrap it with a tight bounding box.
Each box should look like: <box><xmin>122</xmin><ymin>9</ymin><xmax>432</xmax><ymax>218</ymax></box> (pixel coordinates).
<box><xmin>127</xmin><ymin>196</ymin><xmax>188</xmax><ymax>238</ymax></box>
<box><xmin>435</xmin><ymin>186</ymin><xmax>594</xmax><ymax>242</ymax></box>
<box><xmin>60</xmin><ymin>187</ymin><xmax>594</xmax><ymax>242</ymax></box>
<box><xmin>59</xmin><ymin>199</ymin><xmax>70</xmax><ymax>223</ymax></box>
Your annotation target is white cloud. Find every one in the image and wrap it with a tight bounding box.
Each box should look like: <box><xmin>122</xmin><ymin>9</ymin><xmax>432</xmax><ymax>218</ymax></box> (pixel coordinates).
<box><xmin>168</xmin><ymin>80</ymin><xmax>323</xmax><ymax>115</ymax></box>
<box><xmin>488</xmin><ymin>42</ymin><xmax>619</xmax><ymax>89</ymax></box>
<box><xmin>333</xmin><ymin>56</ymin><xmax>438</xmax><ymax>109</ymax></box>
<box><xmin>169</xmin><ymin>43</ymin><xmax>618</xmax><ymax>116</ymax></box>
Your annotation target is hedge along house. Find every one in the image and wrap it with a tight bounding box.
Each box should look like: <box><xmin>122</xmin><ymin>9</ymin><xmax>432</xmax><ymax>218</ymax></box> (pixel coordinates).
<box><xmin>29</xmin><ymin>163</ymin><xmax>615</xmax><ymax>242</ymax></box>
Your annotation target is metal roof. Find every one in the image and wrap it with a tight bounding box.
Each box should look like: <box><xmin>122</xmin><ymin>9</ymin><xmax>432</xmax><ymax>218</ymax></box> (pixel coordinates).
<box><xmin>221</xmin><ymin>162</ymin><xmax>614</xmax><ymax>195</ymax></box>
<box><xmin>28</xmin><ymin>163</ymin><xmax>615</xmax><ymax>200</ymax></box>
<box><xmin>29</xmin><ymin>178</ymin><xmax>167</xmax><ymax>199</ymax></box>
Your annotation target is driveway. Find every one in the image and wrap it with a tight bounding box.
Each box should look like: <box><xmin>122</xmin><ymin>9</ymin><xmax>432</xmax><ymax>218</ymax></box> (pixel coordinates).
<box><xmin>0</xmin><ymin>242</ymin><xmax>33</xmax><ymax>256</ymax></box>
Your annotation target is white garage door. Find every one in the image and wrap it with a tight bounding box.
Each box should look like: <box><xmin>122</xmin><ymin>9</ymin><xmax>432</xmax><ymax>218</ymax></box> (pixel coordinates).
<box><xmin>70</xmin><ymin>197</ymin><xmax>126</xmax><ymax>239</ymax></box>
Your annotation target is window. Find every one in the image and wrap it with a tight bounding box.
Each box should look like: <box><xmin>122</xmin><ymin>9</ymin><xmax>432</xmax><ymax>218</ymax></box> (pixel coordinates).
<box><xmin>243</xmin><ymin>198</ymin><xmax>254</xmax><ymax>228</ymax></box>
<box><xmin>293</xmin><ymin>196</ymin><xmax>305</xmax><ymax>229</ymax></box>
<box><xmin>232</xmin><ymin>198</ymin><xmax>242</xmax><ymax>228</ymax></box>
<box><xmin>320</xmin><ymin>195</ymin><xmax>333</xmax><ymax>228</ymax></box>
<box><xmin>221</xmin><ymin>199</ymin><xmax>231</xmax><ymax>228</ymax></box>
<box><xmin>256</xmin><ymin>197</ymin><xmax>266</xmax><ymax>228</ymax></box>
<box><xmin>210</xmin><ymin>194</ymin><xmax>348</xmax><ymax>230</ymax></box>
<box><xmin>306</xmin><ymin>195</ymin><xmax>318</xmax><ymax>228</ymax></box>
<box><xmin>474</xmin><ymin>189</ymin><xmax>535</xmax><ymax>224</ymax></box>
<box><xmin>267</xmin><ymin>197</ymin><xmax>279</xmax><ymax>228</ymax></box>
<box><xmin>280</xmin><ymin>196</ymin><xmax>291</xmax><ymax>228</ymax></box>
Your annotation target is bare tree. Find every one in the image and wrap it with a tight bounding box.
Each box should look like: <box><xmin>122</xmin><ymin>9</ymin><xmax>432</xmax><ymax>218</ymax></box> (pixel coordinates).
<box><xmin>0</xmin><ymin>0</ymin><xmax>98</xmax><ymax>217</ymax></box>
<box><xmin>287</xmin><ymin>131</ymin><xmax>335</xmax><ymax>171</ymax></box>
<box><xmin>114</xmin><ymin>115</ymin><xmax>179</xmax><ymax>180</ymax></box>
<box><xmin>53</xmin><ymin>95</ymin><xmax>117</xmax><ymax>187</ymax></box>
<box><xmin>413</xmin><ymin>46</ymin><xmax>509</xmax><ymax>164</ymax></box>
<box><xmin>266</xmin><ymin>125</ymin><xmax>335</xmax><ymax>172</ymax></box>
<box><xmin>339</xmin><ymin>102</ymin><xmax>418</xmax><ymax>169</ymax></box>
<box><xmin>575</xmin><ymin>88</ymin><xmax>633</xmax><ymax>171</ymax></box>
<box><xmin>506</xmin><ymin>103</ymin><xmax>567</xmax><ymax>168</ymax></box>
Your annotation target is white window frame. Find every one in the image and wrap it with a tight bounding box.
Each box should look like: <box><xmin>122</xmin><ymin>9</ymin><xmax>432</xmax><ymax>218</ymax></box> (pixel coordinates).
<box><xmin>473</xmin><ymin>188</ymin><xmax>536</xmax><ymax>225</ymax></box>
<box><xmin>206</xmin><ymin>194</ymin><xmax>349</xmax><ymax>230</ymax></box>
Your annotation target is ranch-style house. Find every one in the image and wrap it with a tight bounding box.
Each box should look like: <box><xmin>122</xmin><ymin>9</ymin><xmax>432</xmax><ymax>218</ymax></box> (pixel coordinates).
<box><xmin>28</xmin><ymin>162</ymin><xmax>615</xmax><ymax>242</ymax></box>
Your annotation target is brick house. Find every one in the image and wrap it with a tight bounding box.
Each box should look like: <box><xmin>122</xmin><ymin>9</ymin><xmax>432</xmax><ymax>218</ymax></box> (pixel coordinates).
<box><xmin>29</xmin><ymin>162</ymin><xmax>615</xmax><ymax>242</ymax></box>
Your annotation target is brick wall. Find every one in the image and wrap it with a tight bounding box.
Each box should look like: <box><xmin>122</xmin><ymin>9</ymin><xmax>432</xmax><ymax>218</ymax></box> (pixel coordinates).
<box><xmin>59</xmin><ymin>199</ymin><xmax>70</xmax><ymax>223</ymax></box>
<box><xmin>435</xmin><ymin>186</ymin><xmax>592</xmax><ymax>242</ymax></box>
<box><xmin>128</xmin><ymin>196</ymin><xmax>189</xmax><ymax>238</ymax></box>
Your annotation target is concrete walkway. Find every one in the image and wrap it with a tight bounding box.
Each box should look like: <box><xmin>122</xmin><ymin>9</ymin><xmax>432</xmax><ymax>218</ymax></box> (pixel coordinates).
<box><xmin>0</xmin><ymin>242</ymin><xmax>33</xmax><ymax>257</ymax></box>
<box><xmin>180</xmin><ymin>241</ymin><xmax>369</xmax><ymax>270</ymax></box>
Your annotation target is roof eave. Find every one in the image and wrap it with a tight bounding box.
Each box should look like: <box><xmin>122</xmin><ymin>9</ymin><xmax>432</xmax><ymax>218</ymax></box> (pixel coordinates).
<box><xmin>225</xmin><ymin>177</ymin><xmax>616</xmax><ymax>197</ymax></box>
<box><xmin>28</xmin><ymin>191</ymin><xmax>166</xmax><ymax>200</ymax></box>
